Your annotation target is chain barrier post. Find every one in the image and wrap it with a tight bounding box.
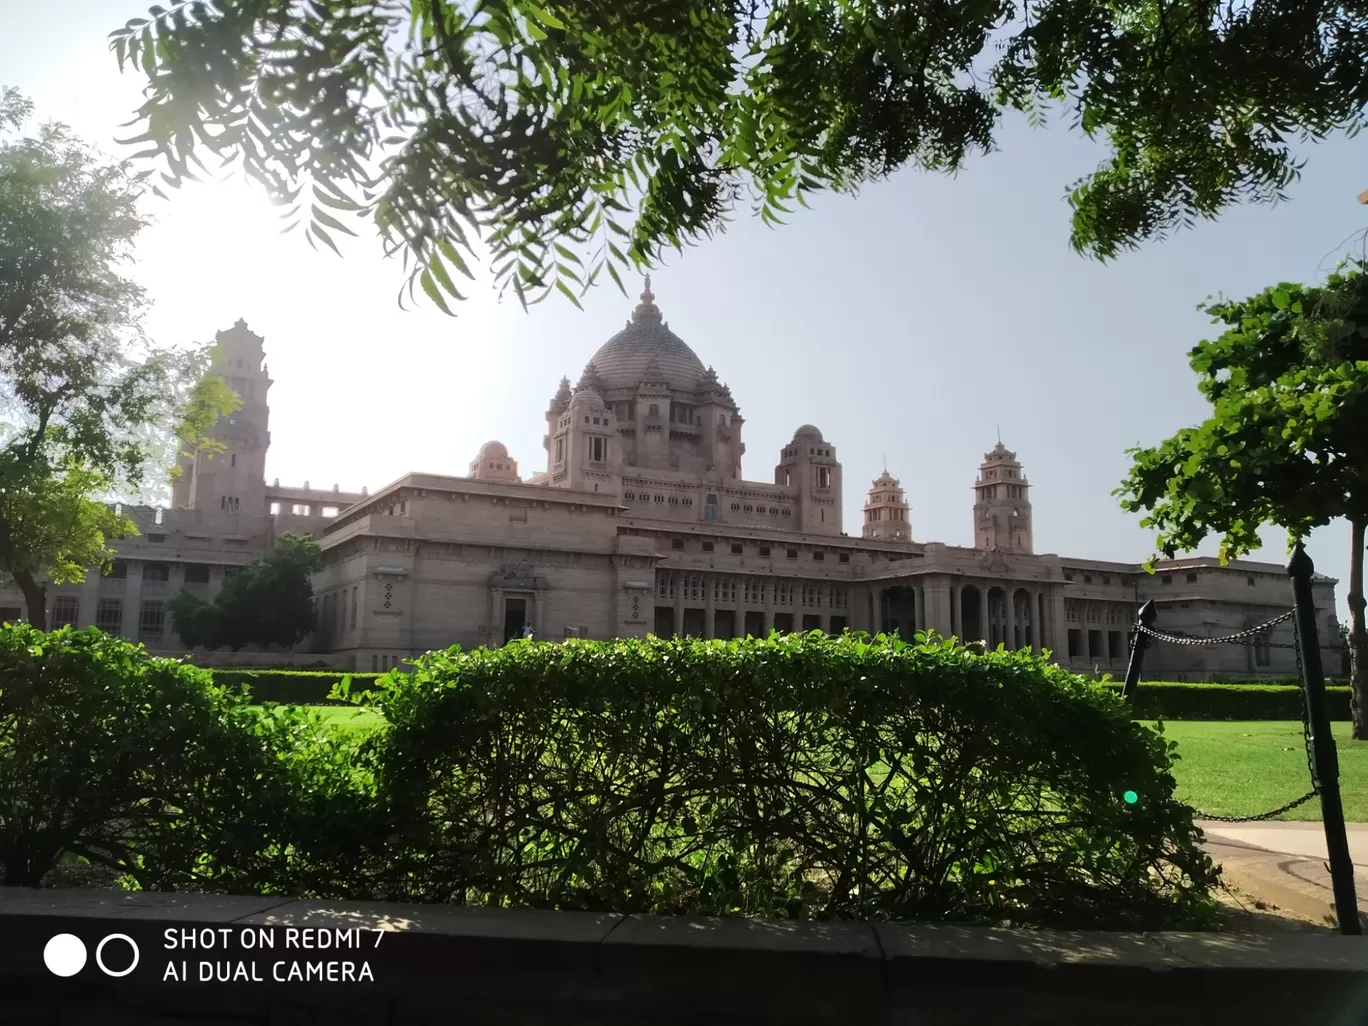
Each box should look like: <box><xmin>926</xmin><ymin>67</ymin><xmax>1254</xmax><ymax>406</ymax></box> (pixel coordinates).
<box><xmin>1288</xmin><ymin>543</ymin><xmax>1362</xmax><ymax>935</ymax></box>
<box><xmin>1120</xmin><ymin>599</ymin><xmax>1157</xmax><ymax>702</ymax></box>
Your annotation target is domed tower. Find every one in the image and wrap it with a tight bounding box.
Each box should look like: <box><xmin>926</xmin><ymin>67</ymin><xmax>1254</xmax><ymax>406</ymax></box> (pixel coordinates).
<box><xmin>543</xmin><ymin>376</ymin><xmax>572</xmax><ymax>469</ymax></box>
<box><xmin>775</xmin><ymin>424</ymin><xmax>843</xmax><ymax>536</ymax></box>
<box><xmin>173</xmin><ymin>318</ymin><xmax>272</xmax><ymax>514</ymax></box>
<box><xmin>550</xmin><ymin>386</ymin><xmax>618</xmax><ymax>492</ymax></box>
<box><xmin>469</xmin><ymin>441</ymin><xmax>520</xmax><ymax>483</ymax></box>
<box><xmin>862</xmin><ymin>468</ymin><xmax>911</xmax><ymax>542</ymax></box>
<box><xmin>973</xmin><ymin>441</ymin><xmax>1033</xmax><ymax>553</ymax></box>
<box><xmin>540</xmin><ymin>277</ymin><xmax>744</xmax><ymax>486</ymax></box>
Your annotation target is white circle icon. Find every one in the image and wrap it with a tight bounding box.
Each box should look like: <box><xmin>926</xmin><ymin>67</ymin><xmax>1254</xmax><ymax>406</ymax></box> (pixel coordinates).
<box><xmin>44</xmin><ymin>934</ymin><xmax>87</xmax><ymax>977</ymax></box>
<box><xmin>95</xmin><ymin>934</ymin><xmax>139</xmax><ymax>977</ymax></box>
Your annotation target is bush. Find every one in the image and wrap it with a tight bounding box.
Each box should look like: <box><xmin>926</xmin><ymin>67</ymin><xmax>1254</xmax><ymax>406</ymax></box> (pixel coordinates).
<box><xmin>0</xmin><ymin>624</ymin><xmax>298</xmax><ymax>890</ymax></box>
<box><xmin>1101</xmin><ymin>681</ymin><xmax>1351</xmax><ymax>721</ymax></box>
<box><xmin>354</xmin><ymin>632</ymin><xmax>1221</xmax><ymax>930</ymax></box>
<box><xmin>211</xmin><ymin>669</ymin><xmax>384</xmax><ymax>705</ymax></box>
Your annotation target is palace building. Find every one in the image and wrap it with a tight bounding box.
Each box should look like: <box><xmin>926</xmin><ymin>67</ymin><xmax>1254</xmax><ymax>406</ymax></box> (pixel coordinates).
<box><xmin>11</xmin><ymin>283</ymin><xmax>1340</xmax><ymax>680</ymax></box>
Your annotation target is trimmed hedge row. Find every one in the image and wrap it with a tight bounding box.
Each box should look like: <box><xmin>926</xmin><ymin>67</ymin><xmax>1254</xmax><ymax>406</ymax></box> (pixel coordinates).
<box><xmin>2</xmin><ymin>626</ymin><xmax>1221</xmax><ymax>930</ymax></box>
<box><xmin>204</xmin><ymin>667</ymin><xmax>1352</xmax><ymax>721</ymax></box>
<box><xmin>210</xmin><ymin>669</ymin><xmax>384</xmax><ymax>705</ymax></box>
<box><xmin>1100</xmin><ymin>682</ymin><xmax>1352</xmax><ymax>721</ymax></box>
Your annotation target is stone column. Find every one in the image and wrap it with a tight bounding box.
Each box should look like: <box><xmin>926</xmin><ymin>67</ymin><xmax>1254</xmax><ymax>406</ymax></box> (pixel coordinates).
<box><xmin>77</xmin><ymin>570</ymin><xmax>103</xmax><ymax>629</ymax></box>
<box><xmin>1030</xmin><ymin>590</ymin><xmax>1041</xmax><ymax>653</ymax></box>
<box><xmin>122</xmin><ymin>562</ymin><xmax>143</xmax><ymax>643</ymax></box>
<box><xmin>763</xmin><ymin>578</ymin><xmax>774</xmax><ymax>635</ymax></box>
<box><xmin>915</xmin><ymin>583</ymin><xmax>927</xmax><ymax>633</ymax></box>
<box><xmin>1051</xmin><ymin>587</ymin><xmax>1068</xmax><ymax>663</ymax></box>
<box><xmin>978</xmin><ymin>586</ymin><xmax>990</xmax><ymax>645</ymax></box>
<box><xmin>704</xmin><ymin>573</ymin><xmax>716</xmax><ymax>640</ymax></box>
<box><xmin>1005</xmin><ymin>586</ymin><xmax>1017</xmax><ymax>651</ymax></box>
<box><xmin>948</xmin><ymin>584</ymin><xmax>960</xmax><ymax>639</ymax></box>
<box><xmin>673</xmin><ymin>572</ymin><xmax>684</xmax><ymax>636</ymax></box>
<box><xmin>489</xmin><ymin>585</ymin><xmax>504</xmax><ymax>648</ymax></box>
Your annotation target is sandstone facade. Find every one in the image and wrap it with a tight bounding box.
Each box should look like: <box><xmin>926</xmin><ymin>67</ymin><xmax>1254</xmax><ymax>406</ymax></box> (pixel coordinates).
<box><xmin>5</xmin><ymin>290</ymin><xmax>1341</xmax><ymax>681</ymax></box>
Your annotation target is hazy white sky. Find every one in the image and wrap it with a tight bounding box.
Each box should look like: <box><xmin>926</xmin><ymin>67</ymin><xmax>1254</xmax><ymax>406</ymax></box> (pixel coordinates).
<box><xmin>6</xmin><ymin>0</ymin><xmax>1363</xmax><ymax>623</ymax></box>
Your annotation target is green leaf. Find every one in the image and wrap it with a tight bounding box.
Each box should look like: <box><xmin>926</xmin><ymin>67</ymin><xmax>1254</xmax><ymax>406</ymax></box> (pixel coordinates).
<box><xmin>419</xmin><ymin>268</ymin><xmax>455</xmax><ymax>315</ymax></box>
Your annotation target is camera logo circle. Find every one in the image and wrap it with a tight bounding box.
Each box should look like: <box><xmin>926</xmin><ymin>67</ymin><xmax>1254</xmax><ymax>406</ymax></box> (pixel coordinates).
<box><xmin>95</xmin><ymin>934</ymin><xmax>139</xmax><ymax>977</ymax></box>
<box><xmin>43</xmin><ymin>934</ymin><xmax>87</xmax><ymax>977</ymax></box>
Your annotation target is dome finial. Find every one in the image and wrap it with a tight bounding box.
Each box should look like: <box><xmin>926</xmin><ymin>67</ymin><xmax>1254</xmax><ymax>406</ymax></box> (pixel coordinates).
<box><xmin>632</xmin><ymin>274</ymin><xmax>662</xmax><ymax>324</ymax></box>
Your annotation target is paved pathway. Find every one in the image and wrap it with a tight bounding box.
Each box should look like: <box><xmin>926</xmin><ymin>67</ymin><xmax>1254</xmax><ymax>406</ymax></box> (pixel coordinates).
<box><xmin>1198</xmin><ymin>820</ymin><xmax>1368</xmax><ymax>929</ymax></box>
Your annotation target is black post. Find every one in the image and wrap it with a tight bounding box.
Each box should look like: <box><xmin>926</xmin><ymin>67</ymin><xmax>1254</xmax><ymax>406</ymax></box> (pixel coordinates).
<box><xmin>1120</xmin><ymin>599</ymin><xmax>1157</xmax><ymax>702</ymax></box>
<box><xmin>1288</xmin><ymin>543</ymin><xmax>1362</xmax><ymax>935</ymax></box>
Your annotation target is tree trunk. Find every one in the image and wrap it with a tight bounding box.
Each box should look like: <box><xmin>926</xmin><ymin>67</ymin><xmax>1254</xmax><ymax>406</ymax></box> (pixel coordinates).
<box><xmin>12</xmin><ymin>567</ymin><xmax>46</xmax><ymax>630</ymax></box>
<box><xmin>1348</xmin><ymin>516</ymin><xmax>1368</xmax><ymax>741</ymax></box>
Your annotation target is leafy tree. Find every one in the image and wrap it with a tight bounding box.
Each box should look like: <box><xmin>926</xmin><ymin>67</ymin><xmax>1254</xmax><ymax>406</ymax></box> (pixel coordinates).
<box><xmin>0</xmin><ymin>89</ymin><xmax>238</xmax><ymax>625</ymax></box>
<box><xmin>169</xmin><ymin>533</ymin><xmax>324</xmax><ymax>651</ymax></box>
<box><xmin>1117</xmin><ymin>262</ymin><xmax>1368</xmax><ymax>740</ymax></box>
<box><xmin>109</xmin><ymin>1</ymin><xmax>1368</xmax><ymax>311</ymax></box>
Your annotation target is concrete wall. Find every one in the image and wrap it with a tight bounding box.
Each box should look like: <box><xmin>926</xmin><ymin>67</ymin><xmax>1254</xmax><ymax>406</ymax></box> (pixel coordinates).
<box><xmin>2</xmin><ymin>887</ymin><xmax>1364</xmax><ymax>1026</ymax></box>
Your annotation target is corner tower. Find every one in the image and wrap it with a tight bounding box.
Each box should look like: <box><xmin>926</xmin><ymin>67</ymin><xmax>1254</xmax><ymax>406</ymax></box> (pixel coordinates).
<box><xmin>173</xmin><ymin>319</ymin><xmax>272</xmax><ymax>515</ymax></box>
<box><xmin>973</xmin><ymin>441</ymin><xmax>1033</xmax><ymax>553</ymax></box>
<box><xmin>862</xmin><ymin>469</ymin><xmax>911</xmax><ymax>542</ymax></box>
<box><xmin>774</xmin><ymin>425</ymin><xmax>843</xmax><ymax>536</ymax></box>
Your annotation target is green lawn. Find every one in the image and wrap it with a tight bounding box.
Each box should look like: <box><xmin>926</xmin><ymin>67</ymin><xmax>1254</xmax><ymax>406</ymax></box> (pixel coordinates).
<box><xmin>1151</xmin><ymin>721</ymin><xmax>1368</xmax><ymax>823</ymax></box>
<box><xmin>260</xmin><ymin>708</ymin><xmax>1367</xmax><ymax>823</ymax></box>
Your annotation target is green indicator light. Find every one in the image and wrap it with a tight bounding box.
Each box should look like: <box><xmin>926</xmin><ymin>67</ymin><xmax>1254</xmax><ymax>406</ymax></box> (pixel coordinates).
<box><xmin>1123</xmin><ymin>790</ymin><xmax>1139</xmax><ymax>805</ymax></box>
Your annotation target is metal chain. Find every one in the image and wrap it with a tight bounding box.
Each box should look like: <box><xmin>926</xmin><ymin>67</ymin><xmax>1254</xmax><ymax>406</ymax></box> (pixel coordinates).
<box><xmin>1135</xmin><ymin>609</ymin><xmax>1294</xmax><ymax>647</ymax></box>
<box><xmin>1161</xmin><ymin>607</ymin><xmax>1321</xmax><ymax>823</ymax></box>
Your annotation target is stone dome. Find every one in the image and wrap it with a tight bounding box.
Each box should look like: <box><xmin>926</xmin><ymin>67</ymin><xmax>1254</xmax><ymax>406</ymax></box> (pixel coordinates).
<box><xmin>793</xmin><ymin>424</ymin><xmax>824</xmax><ymax>441</ymax></box>
<box><xmin>479</xmin><ymin>440</ymin><xmax>509</xmax><ymax>458</ymax></box>
<box><xmin>583</xmin><ymin>277</ymin><xmax>706</xmax><ymax>391</ymax></box>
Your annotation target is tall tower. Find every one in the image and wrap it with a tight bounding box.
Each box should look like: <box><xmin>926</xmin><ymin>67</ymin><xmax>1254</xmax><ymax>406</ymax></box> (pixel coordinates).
<box><xmin>172</xmin><ymin>319</ymin><xmax>272</xmax><ymax>515</ymax></box>
<box><xmin>973</xmin><ymin>441</ymin><xmax>1033</xmax><ymax>553</ymax></box>
<box><xmin>862</xmin><ymin>469</ymin><xmax>911</xmax><ymax>542</ymax></box>
<box><xmin>774</xmin><ymin>425</ymin><xmax>843</xmax><ymax>536</ymax></box>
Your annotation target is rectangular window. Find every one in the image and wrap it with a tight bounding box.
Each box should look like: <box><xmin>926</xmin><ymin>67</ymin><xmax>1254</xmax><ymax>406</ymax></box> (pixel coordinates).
<box><xmin>105</xmin><ymin>560</ymin><xmax>127</xmax><ymax>579</ymax></box>
<box><xmin>51</xmin><ymin>595</ymin><xmax>80</xmax><ymax>629</ymax></box>
<box><xmin>146</xmin><ymin>533</ymin><xmax>166</xmax><ymax>544</ymax></box>
<box><xmin>183</xmin><ymin>564</ymin><xmax>211</xmax><ymax>584</ymax></box>
<box><xmin>702</xmin><ymin>542</ymin><xmax>714</xmax><ymax>553</ymax></box>
<box><xmin>1161</xmin><ymin>575</ymin><xmax>1173</xmax><ymax>585</ymax></box>
<box><xmin>839</xmin><ymin>553</ymin><xmax>850</xmax><ymax>564</ymax></box>
<box><xmin>1186</xmin><ymin>572</ymin><xmax>1198</xmax><ymax>583</ymax></box>
<box><xmin>139</xmin><ymin>600</ymin><xmax>165</xmax><ymax>641</ymax></box>
<box><xmin>231</xmin><ymin>453</ymin><xmax>237</xmax><ymax>467</ymax></box>
<box><xmin>1107</xmin><ymin>631</ymin><xmax>1122</xmax><ymax>659</ymax></box>
<box><xmin>786</xmin><ymin>549</ymin><xmax>798</xmax><ymax>559</ymax></box>
<box><xmin>758</xmin><ymin>547</ymin><xmax>771</xmax><ymax>558</ymax></box>
<box><xmin>555</xmin><ymin>438</ymin><xmax>564</xmax><ymax>462</ymax></box>
<box><xmin>672</xmin><ymin>539</ymin><xmax>685</xmax><ymax>550</ymax></box>
<box><xmin>1247</xmin><ymin>576</ymin><xmax>1257</xmax><ymax>587</ymax></box>
<box><xmin>812</xmin><ymin>552</ymin><xmax>825</xmax><ymax>561</ymax></box>
<box><xmin>731</xmin><ymin>544</ymin><xmax>742</xmax><ymax>555</ymax></box>
<box><xmin>590</xmin><ymin>436</ymin><xmax>606</xmax><ymax>462</ymax></box>
<box><xmin>269</xmin><ymin>501</ymin><xmax>281</xmax><ymax>516</ymax></box>
<box><xmin>1067</xmin><ymin>628</ymin><xmax>1081</xmax><ymax>658</ymax></box>
<box><xmin>142</xmin><ymin>563</ymin><xmax>170</xmax><ymax>582</ymax></box>
<box><xmin>816</xmin><ymin>467</ymin><xmax>831</xmax><ymax>489</ymax></box>
<box><xmin>96</xmin><ymin>599</ymin><xmax>122</xmax><ymax>633</ymax></box>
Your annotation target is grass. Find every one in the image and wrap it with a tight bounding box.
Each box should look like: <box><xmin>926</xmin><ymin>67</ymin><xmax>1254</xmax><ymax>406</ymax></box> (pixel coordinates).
<box><xmin>259</xmin><ymin>707</ymin><xmax>1367</xmax><ymax>823</ymax></box>
<box><xmin>1150</xmin><ymin>721</ymin><xmax>1368</xmax><ymax>823</ymax></box>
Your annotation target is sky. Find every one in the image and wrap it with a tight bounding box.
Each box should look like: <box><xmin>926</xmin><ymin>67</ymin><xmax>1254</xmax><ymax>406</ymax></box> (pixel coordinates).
<box><xmin>5</xmin><ymin>0</ymin><xmax>1363</xmax><ymax>624</ymax></box>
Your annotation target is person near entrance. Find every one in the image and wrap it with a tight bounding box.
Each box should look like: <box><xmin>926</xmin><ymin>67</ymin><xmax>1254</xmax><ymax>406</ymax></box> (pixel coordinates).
<box><xmin>520</xmin><ymin>623</ymin><xmax>535</xmax><ymax>640</ymax></box>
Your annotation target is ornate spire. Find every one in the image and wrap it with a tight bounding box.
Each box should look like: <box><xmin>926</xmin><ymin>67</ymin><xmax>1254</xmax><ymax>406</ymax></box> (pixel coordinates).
<box><xmin>631</xmin><ymin>275</ymin><xmax>662</xmax><ymax>325</ymax></box>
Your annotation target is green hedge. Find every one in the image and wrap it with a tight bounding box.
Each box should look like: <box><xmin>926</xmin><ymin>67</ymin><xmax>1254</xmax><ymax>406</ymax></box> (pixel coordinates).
<box><xmin>1101</xmin><ymin>682</ymin><xmax>1351</xmax><ymax>721</ymax></box>
<box><xmin>2</xmin><ymin>627</ymin><xmax>1222</xmax><ymax>930</ymax></box>
<box><xmin>210</xmin><ymin>669</ymin><xmax>384</xmax><ymax>704</ymax></box>
<box><xmin>201</xmin><ymin>667</ymin><xmax>1353</xmax><ymax>722</ymax></box>
<box><xmin>350</xmin><ymin>632</ymin><xmax>1220</xmax><ymax>930</ymax></box>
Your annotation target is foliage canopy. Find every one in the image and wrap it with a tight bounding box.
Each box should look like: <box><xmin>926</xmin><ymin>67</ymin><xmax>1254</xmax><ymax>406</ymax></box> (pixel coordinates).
<box><xmin>169</xmin><ymin>532</ymin><xmax>324</xmax><ymax>651</ymax></box>
<box><xmin>109</xmin><ymin>1</ymin><xmax>1368</xmax><ymax>312</ymax></box>
<box><xmin>0</xmin><ymin>89</ymin><xmax>238</xmax><ymax>624</ymax></box>
<box><xmin>1117</xmin><ymin>262</ymin><xmax>1368</xmax><ymax>738</ymax></box>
